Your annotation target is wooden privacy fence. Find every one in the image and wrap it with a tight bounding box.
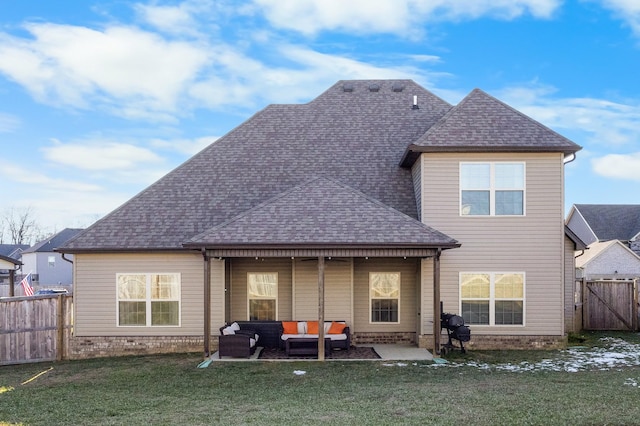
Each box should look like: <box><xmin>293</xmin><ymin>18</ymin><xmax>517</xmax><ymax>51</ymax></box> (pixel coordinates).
<box><xmin>583</xmin><ymin>279</ymin><xmax>638</xmax><ymax>331</ymax></box>
<box><xmin>0</xmin><ymin>295</ymin><xmax>73</xmax><ymax>365</ymax></box>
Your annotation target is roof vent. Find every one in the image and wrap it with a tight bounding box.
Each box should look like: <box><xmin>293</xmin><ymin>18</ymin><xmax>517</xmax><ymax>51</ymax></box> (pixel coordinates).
<box><xmin>342</xmin><ymin>83</ymin><xmax>354</xmax><ymax>92</ymax></box>
<box><xmin>392</xmin><ymin>83</ymin><xmax>405</xmax><ymax>92</ymax></box>
<box><xmin>412</xmin><ymin>95</ymin><xmax>419</xmax><ymax>110</ymax></box>
<box><xmin>368</xmin><ymin>84</ymin><xmax>380</xmax><ymax>92</ymax></box>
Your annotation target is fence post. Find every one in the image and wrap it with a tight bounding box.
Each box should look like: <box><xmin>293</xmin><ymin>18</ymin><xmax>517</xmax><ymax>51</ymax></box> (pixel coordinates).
<box><xmin>57</xmin><ymin>294</ymin><xmax>64</xmax><ymax>361</ymax></box>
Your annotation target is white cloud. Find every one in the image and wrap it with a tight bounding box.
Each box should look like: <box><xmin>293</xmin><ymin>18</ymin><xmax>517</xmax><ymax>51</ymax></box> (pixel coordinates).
<box><xmin>252</xmin><ymin>0</ymin><xmax>561</xmax><ymax>36</ymax></box>
<box><xmin>592</xmin><ymin>153</ymin><xmax>640</xmax><ymax>181</ymax></box>
<box><xmin>0</xmin><ymin>112</ymin><xmax>20</xmax><ymax>133</ymax></box>
<box><xmin>149</xmin><ymin>136</ymin><xmax>218</xmax><ymax>156</ymax></box>
<box><xmin>497</xmin><ymin>85</ymin><xmax>640</xmax><ymax>147</ymax></box>
<box><xmin>595</xmin><ymin>0</ymin><xmax>640</xmax><ymax>36</ymax></box>
<box><xmin>0</xmin><ymin>162</ymin><xmax>101</xmax><ymax>192</ymax></box>
<box><xmin>42</xmin><ymin>140</ymin><xmax>163</xmax><ymax>171</ymax></box>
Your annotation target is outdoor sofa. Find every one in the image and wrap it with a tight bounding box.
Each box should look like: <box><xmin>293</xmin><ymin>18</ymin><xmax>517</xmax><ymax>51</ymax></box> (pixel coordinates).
<box><xmin>218</xmin><ymin>322</ymin><xmax>260</xmax><ymax>358</ymax></box>
<box><xmin>280</xmin><ymin>321</ymin><xmax>350</xmax><ymax>351</ymax></box>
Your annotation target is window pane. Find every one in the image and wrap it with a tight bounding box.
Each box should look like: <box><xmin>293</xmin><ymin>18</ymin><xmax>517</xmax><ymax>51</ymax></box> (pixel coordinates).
<box><xmin>248</xmin><ymin>273</ymin><xmax>278</xmax><ymax>298</ymax></box>
<box><xmin>495</xmin><ymin>301</ymin><xmax>523</xmax><ymax>325</ymax></box>
<box><xmin>370</xmin><ymin>273</ymin><xmax>400</xmax><ymax>298</ymax></box>
<box><xmin>151</xmin><ymin>301</ymin><xmax>179</xmax><ymax>325</ymax></box>
<box><xmin>151</xmin><ymin>274</ymin><xmax>179</xmax><ymax>299</ymax></box>
<box><xmin>249</xmin><ymin>299</ymin><xmax>276</xmax><ymax>320</ymax></box>
<box><xmin>118</xmin><ymin>275</ymin><xmax>146</xmax><ymax>299</ymax></box>
<box><xmin>462</xmin><ymin>301</ymin><xmax>489</xmax><ymax>325</ymax></box>
<box><xmin>461</xmin><ymin>191</ymin><xmax>490</xmax><ymax>215</ymax></box>
<box><xmin>461</xmin><ymin>164</ymin><xmax>490</xmax><ymax>189</ymax></box>
<box><xmin>119</xmin><ymin>301</ymin><xmax>146</xmax><ymax>325</ymax></box>
<box><xmin>461</xmin><ymin>274</ymin><xmax>490</xmax><ymax>298</ymax></box>
<box><xmin>496</xmin><ymin>191</ymin><xmax>523</xmax><ymax>215</ymax></box>
<box><xmin>372</xmin><ymin>299</ymin><xmax>398</xmax><ymax>322</ymax></box>
<box><xmin>495</xmin><ymin>274</ymin><xmax>524</xmax><ymax>298</ymax></box>
<box><xmin>495</xmin><ymin>163</ymin><xmax>524</xmax><ymax>189</ymax></box>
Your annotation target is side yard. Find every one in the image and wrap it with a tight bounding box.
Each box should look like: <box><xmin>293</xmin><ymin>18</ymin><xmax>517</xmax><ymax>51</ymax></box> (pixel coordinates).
<box><xmin>1</xmin><ymin>332</ymin><xmax>640</xmax><ymax>425</ymax></box>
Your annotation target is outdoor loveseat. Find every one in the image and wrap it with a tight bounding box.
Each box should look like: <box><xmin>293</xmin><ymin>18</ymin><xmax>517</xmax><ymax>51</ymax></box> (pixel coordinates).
<box><xmin>218</xmin><ymin>323</ymin><xmax>259</xmax><ymax>358</ymax></box>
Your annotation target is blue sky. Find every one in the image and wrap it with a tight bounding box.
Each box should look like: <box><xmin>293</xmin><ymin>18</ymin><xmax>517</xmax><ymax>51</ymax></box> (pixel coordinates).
<box><xmin>1</xmin><ymin>0</ymin><xmax>639</xmax><ymax>237</ymax></box>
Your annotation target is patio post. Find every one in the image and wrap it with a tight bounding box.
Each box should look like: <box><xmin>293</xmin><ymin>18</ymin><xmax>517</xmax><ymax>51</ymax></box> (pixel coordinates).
<box><xmin>318</xmin><ymin>255</ymin><xmax>325</xmax><ymax>361</ymax></box>
<box><xmin>433</xmin><ymin>248</ymin><xmax>441</xmax><ymax>357</ymax></box>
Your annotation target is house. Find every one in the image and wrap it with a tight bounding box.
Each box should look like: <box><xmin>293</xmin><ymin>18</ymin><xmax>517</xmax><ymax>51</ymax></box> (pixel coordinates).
<box><xmin>566</xmin><ymin>204</ymin><xmax>640</xmax><ymax>256</ymax></box>
<box><xmin>59</xmin><ymin>80</ymin><xmax>581</xmax><ymax>359</ymax></box>
<box><xmin>19</xmin><ymin>228</ymin><xmax>82</xmax><ymax>291</ymax></box>
<box><xmin>575</xmin><ymin>240</ymin><xmax>640</xmax><ymax>281</ymax></box>
<box><xmin>0</xmin><ymin>244</ymin><xmax>28</xmax><ymax>295</ymax></box>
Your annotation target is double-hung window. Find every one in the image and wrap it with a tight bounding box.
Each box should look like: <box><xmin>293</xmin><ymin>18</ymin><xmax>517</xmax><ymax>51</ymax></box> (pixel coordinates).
<box><xmin>460</xmin><ymin>272</ymin><xmax>524</xmax><ymax>326</ymax></box>
<box><xmin>117</xmin><ymin>273</ymin><xmax>180</xmax><ymax>326</ymax></box>
<box><xmin>248</xmin><ymin>273</ymin><xmax>278</xmax><ymax>320</ymax></box>
<box><xmin>460</xmin><ymin>162</ymin><xmax>525</xmax><ymax>216</ymax></box>
<box><xmin>370</xmin><ymin>272</ymin><xmax>400</xmax><ymax>323</ymax></box>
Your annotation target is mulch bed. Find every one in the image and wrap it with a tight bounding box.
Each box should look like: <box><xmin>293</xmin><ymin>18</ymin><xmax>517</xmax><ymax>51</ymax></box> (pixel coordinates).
<box><xmin>258</xmin><ymin>346</ymin><xmax>380</xmax><ymax>360</ymax></box>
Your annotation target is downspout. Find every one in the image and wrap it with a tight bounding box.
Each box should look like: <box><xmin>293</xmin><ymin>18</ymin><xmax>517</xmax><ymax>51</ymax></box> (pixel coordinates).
<box><xmin>202</xmin><ymin>248</ymin><xmax>211</xmax><ymax>358</ymax></box>
<box><xmin>61</xmin><ymin>253</ymin><xmax>74</xmax><ymax>264</ymax></box>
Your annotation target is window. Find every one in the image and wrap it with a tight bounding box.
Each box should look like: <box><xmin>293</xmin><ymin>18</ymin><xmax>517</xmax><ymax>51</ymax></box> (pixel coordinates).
<box><xmin>460</xmin><ymin>273</ymin><xmax>524</xmax><ymax>326</ymax></box>
<box><xmin>117</xmin><ymin>273</ymin><xmax>180</xmax><ymax>326</ymax></box>
<box><xmin>248</xmin><ymin>273</ymin><xmax>277</xmax><ymax>320</ymax></box>
<box><xmin>370</xmin><ymin>272</ymin><xmax>400</xmax><ymax>323</ymax></box>
<box><xmin>460</xmin><ymin>162</ymin><xmax>525</xmax><ymax>216</ymax></box>
<box><xmin>48</xmin><ymin>256</ymin><xmax>56</xmax><ymax>268</ymax></box>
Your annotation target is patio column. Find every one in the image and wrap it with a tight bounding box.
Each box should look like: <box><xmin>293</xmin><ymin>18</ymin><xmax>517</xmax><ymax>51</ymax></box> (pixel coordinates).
<box><xmin>433</xmin><ymin>248</ymin><xmax>441</xmax><ymax>357</ymax></box>
<box><xmin>203</xmin><ymin>249</ymin><xmax>211</xmax><ymax>358</ymax></box>
<box><xmin>317</xmin><ymin>256</ymin><xmax>325</xmax><ymax>361</ymax></box>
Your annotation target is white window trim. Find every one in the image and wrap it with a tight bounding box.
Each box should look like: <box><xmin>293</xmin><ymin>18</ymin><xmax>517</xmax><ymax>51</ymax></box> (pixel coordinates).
<box><xmin>459</xmin><ymin>161</ymin><xmax>526</xmax><ymax>217</ymax></box>
<box><xmin>116</xmin><ymin>273</ymin><xmax>181</xmax><ymax>327</ymax></box>
<box><xmin>459</xmin><ymin>272</ymin><xmax>526</xmax><ymax>327</ymax></box>
<box><xmin>369</xmin><ymin>272</ymin><xmax>401</xmax><ymax>324</ymax></box>
<box><xmin>247</xmin><ymin>272</ymin><xmax>278</xmax><ymax>321</ymax></box>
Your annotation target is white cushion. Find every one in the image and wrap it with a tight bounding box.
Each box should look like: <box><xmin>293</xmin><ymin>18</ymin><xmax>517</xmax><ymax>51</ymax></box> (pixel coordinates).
<box><xmin>249</xmin><ymin>338</ymin><xmax>256</xmax><ymax>347</ymax></box>
<box><xmin>323</xmin><ymin>322</ymin><xmax>332</xmax><ymax>333</ymax></box>
<box><xmin>230</xmin><ymin>322</ymin><xmax>241</xmax><ymax>331</ymax></box>
<box><xmin>222</xmin><ymin>326</ymin><xmax>235</xmax><ymax>335</ymax></box>
<box><xmin>297</xmin><ymin>322</ymin><xmax>306</xmax><ymax>334</ymax></box>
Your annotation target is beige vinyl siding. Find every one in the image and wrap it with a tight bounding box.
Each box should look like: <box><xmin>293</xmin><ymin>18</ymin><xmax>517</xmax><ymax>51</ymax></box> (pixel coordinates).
<box><xmin>412</xmin><ymin>156</ymin><xmax>422</xmax><ymax>221</ymax></box>
<box><xmin>74</xmin><ymin>252</ymin><xmax>223</xmax><ymax>336</ymax></box>
<box><xmin>292</xmin><ymin>259</ymin><xmax>352</xmax><ymax>321</ymax></box>
<box><xmin>353</xmin><ymin>258</ymin><xmax>419</xmax><ymax>332</ymax></box>
<box><xmin>421</xmin><ymin>152</ymin><xmax>565</xmax><ymax>335</ymax></box>
<box><xmin>229</xmin><ymin>258</ymin><xmax>292</xmax><ymax>321</ymax></box>
<box><xmin>420</xmin><ymin>258</ymin><xmax>434</xmax><ymax>335</ymax></box>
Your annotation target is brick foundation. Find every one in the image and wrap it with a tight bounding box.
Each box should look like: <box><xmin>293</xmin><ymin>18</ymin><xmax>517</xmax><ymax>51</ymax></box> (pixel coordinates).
<box><xmin>353</xmin><ymin>332</ymin><xmax>416</xmax><ymax>345</ymax></box>
<box><xmin>68</xmin><ymin>336</ymin><xmax>219</xmax><ymax>359</ymax></box>
<box><xmin>418</xmin><ymin>334</ymin><xmax>566</xmax><ymax>350</ymax></box>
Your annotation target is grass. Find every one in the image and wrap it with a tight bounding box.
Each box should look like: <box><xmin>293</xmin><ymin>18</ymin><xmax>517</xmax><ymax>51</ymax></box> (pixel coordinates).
<box><xmin>2</xmin><ymin>332</ymin><xmax>640</xmax><ymax>425</ymax></box>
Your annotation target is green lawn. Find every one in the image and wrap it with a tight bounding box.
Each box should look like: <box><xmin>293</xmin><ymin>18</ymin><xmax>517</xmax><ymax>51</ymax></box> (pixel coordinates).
<box><xmin>2</xmin><ymin>332</ymin><xmax>640</xmax><ymax>425</ymax></box>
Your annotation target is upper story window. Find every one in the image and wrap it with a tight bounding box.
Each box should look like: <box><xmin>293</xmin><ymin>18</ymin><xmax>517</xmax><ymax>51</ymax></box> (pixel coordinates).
<box><xmin>460</xmin><ymin>162</ymin><xmax>525</xmax><ymax>216</ymax></box>
<box><xmin>117</xmin><ymin>273</ymin><xmax>181</xmax><ymax>327</ymax></box>
<box><xmin>248</xmin><ymin>272</ymin><xmax>278</xmax><ymax>320</ymax></box>
<box><xmin>48</xmin><ymin>255</ymin><xmax>56</xmax><ymax>268</ymax></box>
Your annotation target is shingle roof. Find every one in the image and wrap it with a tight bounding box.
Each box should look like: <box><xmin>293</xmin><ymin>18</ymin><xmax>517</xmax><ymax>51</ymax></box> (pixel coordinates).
<box><xmin>22</xmin><ymin>228</ymin><xmax>84</xmax><ymax>253</ymax></box>
<box><xmin>0</xmin><ymin>244</ymin><xmax>29</xmax><ymax>259</ymax></box>
<box><xmin>574</xmin><ymin>204</ymin><xmax>640</xmax><ymax>241</ymax></box>
<box><xmin>401</xmin><ymin>88</ymin><xmax>581</xmax><ymax>167</ymax></box>
<box><xmin>186</xmin><ymin>177</ymin><xmax>458</xmax><ymax>248</ymax></box>
<box><xmin>62</xmin><ymin>80</ymin><xmax>452</xmax><ymax>251</ymax></box>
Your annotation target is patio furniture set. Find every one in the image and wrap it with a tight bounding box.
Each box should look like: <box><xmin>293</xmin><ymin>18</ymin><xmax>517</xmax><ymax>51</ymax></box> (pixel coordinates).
<box><xmin>218</xmin><ymin>320</ymin><xmax>350</xmax><ymax>358</ymax></box>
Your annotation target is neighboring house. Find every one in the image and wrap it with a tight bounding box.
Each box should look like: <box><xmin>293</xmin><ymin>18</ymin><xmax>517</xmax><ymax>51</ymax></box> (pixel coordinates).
<box><xmin>576</xmin><ymin>240</ymin><xmax>640</xmax><ymax>281</ymax></box>
<box><xmin>21</xmin><ymin>228</ymin><xmax>83</xmax><ymax>289</ymax></box>
<box><xmin>59</xmin><ymin>80</ymin><xmax>581</xmax><ymax>359</ymax></box>
<box><xmin>0</xmin><ymin>244</ymin><xmax>29</xmax><ymax>285</ymax></box>
<box><xmin>566</xmin><ymin>204</ymin><xmax>640</xmax><ymax>256</ymax></box>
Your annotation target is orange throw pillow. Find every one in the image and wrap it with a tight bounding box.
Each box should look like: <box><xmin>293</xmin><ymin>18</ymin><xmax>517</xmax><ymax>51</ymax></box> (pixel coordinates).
<box><xmin>307</xmin><ymin>321</ymin><xmax>319</xmax><ymax>334</ymax></box>
<box><xmin>328</xmin><ymin>321</ymin><xmax>346</xmax><ymax>334</ymax></box>
<box><xmin>282</xmin><ymin>321</ymin><xmax>298</xmax><ymax>334</ymax></box>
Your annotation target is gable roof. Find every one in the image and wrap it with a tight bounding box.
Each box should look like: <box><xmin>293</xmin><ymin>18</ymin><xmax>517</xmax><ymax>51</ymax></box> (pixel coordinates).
<box><xmin>0</xmin><ymin>244</ymin><xmax>29</xmax><ymax>259</ymax></box>
<box><xmin>576</xmin><ymin>240</ymin><xmax>640</xmax><ymax>269</ymax></box>
<box><xmin>565</xmin><ymin>226</ymin><xmax>588</xmax><ymax>250</ymax></box>
<box><xmin>23</xmin><ymin>228</ymin><xmax>83</xmax><ymax>254</ymax></box>
<box><xmin>62</xmin><ymin>80</ymin><xmax>453</xmax><ymax>252</ymax></box>
<box><xmin>573</xmin><ymin>204</ymin><xmax>640</xmax><ymax>242</ymax></box>
<box><xmin>401</xmin><ymin>88</ymin><xmax>581</xmax><ymax>167</ymax></box>
<box><xmin>185</xmin><ymin>177</ymin><xmax>459</xmax><ymax>250</ymax></box>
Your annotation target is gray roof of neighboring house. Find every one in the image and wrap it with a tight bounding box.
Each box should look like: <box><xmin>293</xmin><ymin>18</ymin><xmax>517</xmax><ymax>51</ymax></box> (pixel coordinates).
<box><xmin>61</xmin><ymin>80</ymin><xmax>579</xmax><ymax>253</ymax></box>
<box><xmin>574</xmin><ymin>204</ymin><xmax>640</xmax><ymax>242</ymax></box>
<box><xmin>23</xmin><ymin>228</ymin><xmax>84</xmax><ymax>253</ymax></box>
<box><xmin>0</xmin><ymin>244</ymin><xmax>29</xmax><ymax>259</ymax></box>
<box><xmin>401</xmin><ymin>88</ymin><xmax>581</xmax><ymax>167</ymax></box>
<box><xmin>186</xmin><ymin>177</ymin><xmax>459</xmax><ymax>249</ymax></box>
<box><xmin>565</xmin><ymin>226</ymin><xmax>588</xmax><ymax>250</ymax></box>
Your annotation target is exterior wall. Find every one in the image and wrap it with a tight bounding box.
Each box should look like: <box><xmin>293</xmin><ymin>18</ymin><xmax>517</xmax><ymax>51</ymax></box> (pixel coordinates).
<box><xmin>73</xmin><ymin>252</ymin><xmax>224</xmax><ymax>337</ymax></box>
<box><xmin>582</xmin><ymin>243</ymin><xmax>640</xmax><ymax>279</ymax></box>
<box><xmin>411</xmin><ymin>156</ymin><xmax>422</xmax><ymax>221</ymax></box>
<box><xmin>566</xmin><ymin>210</ymin><xmax>597</xmax><ymax>246</ymax></box>
<box><xmin>420</xmin><ymin>152</ymin><xmax>566</xmax><ymax>337</ymax></box>
<box><xmin>22</xmin><ymin>252</ymin><xmax>75</xmax><ymax>286</ymax></box>
<box><xmin>353</xmin><ymin>257</ymin><xmax>419</xmax><ymax>335</ymax></box>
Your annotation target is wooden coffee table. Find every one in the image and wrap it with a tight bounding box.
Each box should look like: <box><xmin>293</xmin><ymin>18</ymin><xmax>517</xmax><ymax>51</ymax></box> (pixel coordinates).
<box><xmin>285</xmin><ymin>337</ymin><xmax>332</xmax><ymax>357</ymax></box>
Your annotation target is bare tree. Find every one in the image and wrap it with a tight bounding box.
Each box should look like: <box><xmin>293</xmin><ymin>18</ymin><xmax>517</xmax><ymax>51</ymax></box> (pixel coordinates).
<box><xmin>1</xmin><ymin>206</ymin><xmax>41</xmax><ymax>245</ymax></box>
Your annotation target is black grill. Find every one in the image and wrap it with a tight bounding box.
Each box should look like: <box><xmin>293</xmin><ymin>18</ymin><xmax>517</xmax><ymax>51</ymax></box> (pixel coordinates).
<box><xmin>440</xmin><ymin>308</ymin><xmax>471</xmax><ymax>354</ymax></box>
